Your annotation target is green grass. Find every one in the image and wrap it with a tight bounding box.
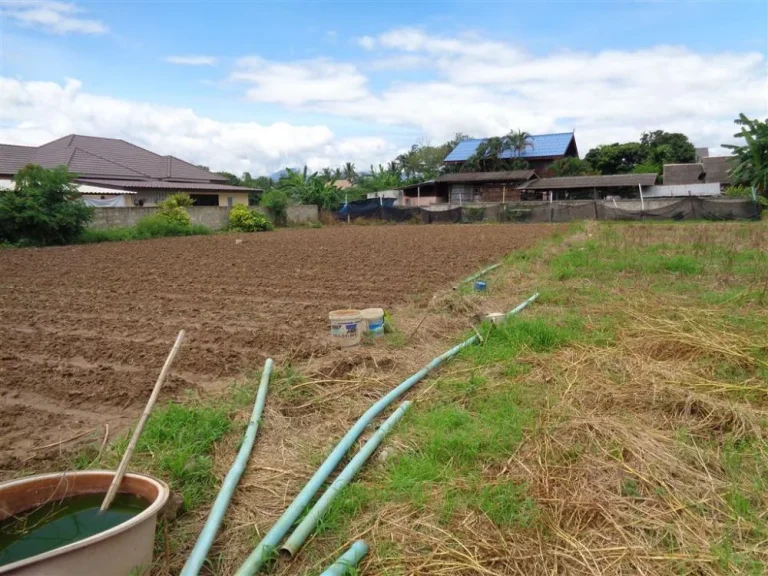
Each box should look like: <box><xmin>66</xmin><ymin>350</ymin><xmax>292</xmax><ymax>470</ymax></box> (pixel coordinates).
<box><xmin>78</xmin><ymin>216</ymin><xmax>212</xmax><ymax>244</ymax></box>
<box><xmin>83</xmin><ymin>402</ymin><xmax>231</xmax><ymax>510</ymax></box>
<box><xmin>320</xmin><ymin>312</ymin><xmax>584</xmax><ymax>532</ymax></box>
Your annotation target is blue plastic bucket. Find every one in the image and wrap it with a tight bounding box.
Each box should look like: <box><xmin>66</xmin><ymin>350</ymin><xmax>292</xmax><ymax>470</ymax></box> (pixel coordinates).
<box><xmin>474</xmin><ymin>281</ymin><xmax>487</xmax><ymax>292</ymax></box>
<box><xmin>361</xmin><ymin>308</ymin><xmax>385</xmax><ymax>336</ymax></box>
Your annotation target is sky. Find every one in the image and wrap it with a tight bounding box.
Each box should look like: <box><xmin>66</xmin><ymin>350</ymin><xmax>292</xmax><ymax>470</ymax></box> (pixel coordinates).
<box><xmin>1</xmin><ymin>0</ymin><xmax>766</xmax><ymax>176</ymax></box>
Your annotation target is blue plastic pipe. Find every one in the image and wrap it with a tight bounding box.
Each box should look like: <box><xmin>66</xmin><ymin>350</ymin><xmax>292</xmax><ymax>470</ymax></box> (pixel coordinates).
<box><xmin>319</xmin><ymin>540</ymin><xmax>369</xmax><ymax>576</ymax></box>
<box><xmin>234</xmin><ymin>293</ymin><xmax>539</xmax><ymax>575</ymax></box>
<box><xmin>180</xmin><ymin>359</ymin><xmax>273</xmax><ymax>576</ymax></box>
<box><xmin>281</xmin><ymin>401</ymin><xmax>412</xmax><ymax>556</ymax></box>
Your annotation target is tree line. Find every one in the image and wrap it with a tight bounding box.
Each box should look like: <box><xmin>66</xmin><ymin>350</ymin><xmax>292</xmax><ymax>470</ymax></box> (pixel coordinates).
<box><xmin>217</xmin><ymin>112</ymin><xmax>765</xmax><ymax>209</ymax></box>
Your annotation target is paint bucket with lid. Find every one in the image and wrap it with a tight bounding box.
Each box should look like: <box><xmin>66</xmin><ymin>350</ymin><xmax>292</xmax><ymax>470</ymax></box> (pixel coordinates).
<box><xmin>360</xmin><ymin>308</ymin><xmax>385</xmax><ymax>336</ymax></box>
<box><xmin>329</xmin><ymin>310</ymin><xmax>362</xmax><ymax>347</ymax></box>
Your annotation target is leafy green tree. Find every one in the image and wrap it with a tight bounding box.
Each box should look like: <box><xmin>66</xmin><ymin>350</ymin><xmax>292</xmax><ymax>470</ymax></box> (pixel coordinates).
<box><xmin>640</xmin><ymin>131</ymin><xmax>696</xmax><ymax>164</ymax></box>
<box><xmin>584</xmin><ymin>142</ymin><xmax>646</xmax><ymax>174</ymax></box>
<box><xmin>0</xmin><ymin>164</ymin><xmax>93</xmax><ymax>246</ymax></box>
<box><xmin>723</xmin><ymin>113</ymin><xmax>768</xmax><ymax>196</ymax></box>
<box><xmin>277</xmin><ymin>167</ymin><xmax>343</xmax><ymax>210</ymax></box>
<box><xmin>549</xmin><ymin>157</ymin><xmax>594</xmax><ymax>176</ymax></box>
<box><xmin>216</xmin><ymin>171</ymin><xmax>241</xmax><ymax>186</ymax></box>
<box><xmin>260</xmin><ymin>189</ymin><xmax>290</xmax><ymax>225</ymax></box>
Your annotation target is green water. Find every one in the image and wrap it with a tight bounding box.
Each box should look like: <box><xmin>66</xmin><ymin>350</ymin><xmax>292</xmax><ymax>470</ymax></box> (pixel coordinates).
<box><xmin>0</xmin><ymin>493</ymin><xmax>149</xmax><ymax>567</ymax></box>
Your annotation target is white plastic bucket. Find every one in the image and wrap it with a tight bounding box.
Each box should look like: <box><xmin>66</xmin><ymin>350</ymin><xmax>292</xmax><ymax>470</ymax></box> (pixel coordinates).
<box><xmin>329</xmin><ymin>310</ymin><xmax>362</xmax><ymax>347</ymax></box>
<box><xmin>360</xmin><ymin>308</ymin><xmax>385</xmax><ymax>336</ymax></box>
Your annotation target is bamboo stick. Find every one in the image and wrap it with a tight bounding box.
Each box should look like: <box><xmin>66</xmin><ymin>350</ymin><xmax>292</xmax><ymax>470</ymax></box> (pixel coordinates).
<box><xmin>100</xmin><ymin>330</ymin><xmax>186</xmax><ymax>512</ymax></box>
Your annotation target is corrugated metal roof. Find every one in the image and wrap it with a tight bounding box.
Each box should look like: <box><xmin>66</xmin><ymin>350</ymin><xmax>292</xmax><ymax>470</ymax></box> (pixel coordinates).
<box><xmin>444</xmin><ymin>133</ymin><xmax>575</xmax><ymax>162</ymax></box>
<box><xmin>663</xmin><ymin>163</ymin><xmax>705</xmax><ymax>185</ymax></box>
<box><xmin>701</xmin><ymin>156</ymin><xmax>732</xmax><ymax>184</ymax></box>
<box><xmin>78</xmin><ymin>179</ymin><xmax>259</xmax><ymax>192</ymax></box>
<box><xmin>518</xmin><ymin>173</ymin><xmax>657</xmax><ymax>190</ymax></box>
<box><xmin>436</xmin><ymin>170</ymin><xmax>536</xmax><ymax>183</ymax></box>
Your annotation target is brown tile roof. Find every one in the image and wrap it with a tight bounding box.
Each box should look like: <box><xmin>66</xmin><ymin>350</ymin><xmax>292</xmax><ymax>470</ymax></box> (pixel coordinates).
<box><xmin>663</xmin><ymin>163</ymin><xmax>705</xmax><ymax>185</ymax></box>
<box><xmin>701</xmin><ymin>156</ymin><xmax>732</xmax><ymax>184</ymax></box>
<box><xmin>78</xmin><ymin>179</ymin><xmax>259</xmax><ymax>192</ymax></box>
<box><xmin>436</xmin><ymin>170</ymin><xmax>536</xmax><ymax>184</ymax></box>
<box><xmin>518</xmin><ymin>173</ymin><xmax>657</xmax><ymax>190</ymax></box>
<box><xmin>0</xmin><ymin>144</ymin><xmax>37</xmax><ymax>173</ymax></box>
<box><xmin>1</xmin><ymin>135</ymin><xmax>228</xmax><ymax>183</ymax></box>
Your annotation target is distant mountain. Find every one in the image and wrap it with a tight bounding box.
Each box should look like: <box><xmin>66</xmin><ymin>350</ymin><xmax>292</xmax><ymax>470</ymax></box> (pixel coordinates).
<box><xmin>269</xmin><ymin>167</ymin><xmax>300</xmax><ymax>181</ymax></box>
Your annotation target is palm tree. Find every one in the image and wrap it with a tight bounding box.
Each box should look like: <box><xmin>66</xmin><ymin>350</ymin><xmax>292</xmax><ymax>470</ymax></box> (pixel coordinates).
<box><xmin>504</xmin><ymin>130</ymin><xmax>534</xmax><ymax>158</ymax></box>
<box><xmin>342</xmin><ymin>162</ymin><xmax>357</xmax><ymax>183</ymax></box>
<box><xmin>387</xmin><ymin>161</ymin><xmax>400</xmax><ymax>174</ymax></box>
<box><xmin>321</xmin><ymin>167</ymin><xmax>333</xmax><ymax>182</ymax></box>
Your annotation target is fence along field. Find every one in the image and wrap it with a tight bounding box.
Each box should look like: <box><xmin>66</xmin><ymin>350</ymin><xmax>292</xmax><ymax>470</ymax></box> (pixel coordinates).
<box><xmin>0</xmin><ymin>224</ymin><xmax>558</xmax><ymax>475</ymax></box>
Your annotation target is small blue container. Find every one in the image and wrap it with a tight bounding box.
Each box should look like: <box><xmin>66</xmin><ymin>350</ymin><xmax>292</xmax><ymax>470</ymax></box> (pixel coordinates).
<box><xmin>474</xmin><ymin>280</ymin><xmax>487</xmax><ymax>292</ymax></box>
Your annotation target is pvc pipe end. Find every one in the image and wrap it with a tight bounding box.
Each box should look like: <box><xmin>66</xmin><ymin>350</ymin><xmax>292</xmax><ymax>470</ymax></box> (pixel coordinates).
<box><xmin>278</xmin><ymin>546</ymin><xmax>295</xmax><ymax>559</ymax></box>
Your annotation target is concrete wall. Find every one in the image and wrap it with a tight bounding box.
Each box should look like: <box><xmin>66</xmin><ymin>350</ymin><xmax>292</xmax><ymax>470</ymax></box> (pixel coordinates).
<box><xmin>89</xmin><ymin>205</ymin><xmax>318</xmax><ymax>230</ymax></box>
<box><xmin>286</xmin><ymin>204</ymin><xmax>319</xmax><ymax>223</ymax></box>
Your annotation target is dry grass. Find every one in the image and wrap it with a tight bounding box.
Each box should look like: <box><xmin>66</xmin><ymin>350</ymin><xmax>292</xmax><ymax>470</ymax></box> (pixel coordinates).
<box><xmin>156</xmin><ymin>220</ymin><xmax>768</xmax><ymax>575</ymax></box>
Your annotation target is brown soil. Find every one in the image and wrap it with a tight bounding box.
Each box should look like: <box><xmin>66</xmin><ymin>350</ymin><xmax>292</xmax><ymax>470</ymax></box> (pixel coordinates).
<box><xmin>0</xmin><ymin>224</ymin><xmax>557</xmax><ymax>476</ymax></box>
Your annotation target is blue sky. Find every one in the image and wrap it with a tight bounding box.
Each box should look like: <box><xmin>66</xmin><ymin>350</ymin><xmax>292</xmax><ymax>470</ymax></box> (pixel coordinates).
<box><xmin>1</xmin><ymin>0</ymin><xmax>766</xmax><ymax>174</ymax></box>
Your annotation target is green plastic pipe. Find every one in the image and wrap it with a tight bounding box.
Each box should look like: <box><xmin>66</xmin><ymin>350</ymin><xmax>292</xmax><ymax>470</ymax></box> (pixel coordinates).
<box><xmin>180</xmin><ymin>358</ymin><xmax>273</xmax><ymax>576</ymax></box>
<box><xmin>456</xmin><ymin>263</ymin><xmax>501</xmax><ymax>287</ymax></box>
<box><xmin>320</xmin><ymin>540</ymin><xmax>369</xmax><ymax>576</ymax></box>
<box><xmin>281</xmin><ymin>401</ymin><xmax>411</xmax><ymax>556</ymax></box>
<box><xmin>234</xmin><ymin>293</ymin><xmax>538</xmax><ymax>575</ymax></box>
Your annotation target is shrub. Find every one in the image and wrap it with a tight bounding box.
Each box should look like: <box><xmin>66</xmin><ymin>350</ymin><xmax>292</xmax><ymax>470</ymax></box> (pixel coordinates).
<box><xmin>0</xmin><ymin>165</ymin><xmax>93</xmax><ymax>246</ymax></box>
<box><xmin>228</xmin><ymin>205</ymin><xmax>274</xmax><ymax>232</ymax></box>
<box><xmin>156</xmin><ymin>193</ymin><xmax>193</xmax><ymax>226</ymax></box>
<box><xmin>260</xmin><ymin>189</ymin><xmax>290</xmax><ymax>226</ymax></box>
<box><xmin>135</xmin><ymin>215</ymin><xmax>194</xmax><ymax>238</ymax></box>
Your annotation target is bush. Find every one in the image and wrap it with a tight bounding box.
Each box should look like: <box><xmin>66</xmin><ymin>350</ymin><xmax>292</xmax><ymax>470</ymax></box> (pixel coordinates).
<box><xmin>228</xmin><ymin>205</ymin><xmax>274</xmax><ymax>232</ymax></box>
<box><xmin>135</xmin><ymin>215</ymin><xmax>196</xmax><ymax>238</ymax></box>
<box><xmin>156</xmin><ymin>193</ymin><xmax>193</xmax><ymax>226</ymax></box>
<box><xmin>77</xmin><ymin>219</ymin><xmax>211</xmax><ymax>243</ymax></box>
<box><xmin>260</xmin><ymin>189</ymin><xmax>289</xmax><ymax>226</ymax></box>
<box><xmin>0</xmin><ymin>165</ymin><xmax>93</xmax><ymax>246</ymax></box>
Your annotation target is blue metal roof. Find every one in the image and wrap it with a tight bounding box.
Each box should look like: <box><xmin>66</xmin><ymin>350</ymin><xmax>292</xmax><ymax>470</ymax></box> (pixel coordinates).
<box><xmin>444</xmin><ymin>132</ymin><xmax>575</xmax><ymax>162</ymax></box>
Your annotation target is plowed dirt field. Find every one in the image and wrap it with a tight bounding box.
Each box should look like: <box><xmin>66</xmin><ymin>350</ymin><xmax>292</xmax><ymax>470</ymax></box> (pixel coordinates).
<box><xmin>0</xmin><ymin>224</ymin><xmax>557</xmax><ymax>474</ymax></box>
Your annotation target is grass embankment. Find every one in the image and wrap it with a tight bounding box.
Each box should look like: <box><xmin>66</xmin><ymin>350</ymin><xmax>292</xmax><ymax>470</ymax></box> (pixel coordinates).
<box><xmin>302</xmin><ymin>220</ymin><xmax>768</xmax><ymax>575</ymax></box>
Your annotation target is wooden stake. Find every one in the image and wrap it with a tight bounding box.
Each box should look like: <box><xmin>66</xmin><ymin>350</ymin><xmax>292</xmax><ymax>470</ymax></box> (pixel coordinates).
<box><xmin>100</xmin><ymin>330</ymin><xmax>186</xmax><ymax>512</ymax></box>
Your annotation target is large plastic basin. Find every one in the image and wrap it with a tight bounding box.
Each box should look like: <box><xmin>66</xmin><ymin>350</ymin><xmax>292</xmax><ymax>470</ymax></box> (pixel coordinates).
<box><xmin>0</xmin><ymin>471</ymin><xmax>169</xmax><ymax>576</ymax></box>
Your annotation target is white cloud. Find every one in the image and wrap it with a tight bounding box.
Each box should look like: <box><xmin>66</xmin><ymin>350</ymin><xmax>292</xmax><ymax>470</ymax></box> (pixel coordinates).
<box><xmin>231</xmin><ymin>57</ymin><xmax>369</xmax><ymax>106</ymax></box>
<box><xmin>0</xmin><ymin>77</ymin><xmax>397</xmax><ymax>174</ymax></box>
<box><xmin>237</xmin><ymin>28</ymin><xmax>766</xmax><ymax>154</ymax></box>
<box><xmin>165</xmin><ymin>55</ymin><xmax>217</xmax><ymax>66</ymax></box>
<box><xmin>2</xmin><ymin>1</ymin><xmax>108</xmax><ymax>35</ymax></box>
<box><xmin>357</xmin><ymin>35</ymin><xmax>376</xmax><ymax>50</ymax></box>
